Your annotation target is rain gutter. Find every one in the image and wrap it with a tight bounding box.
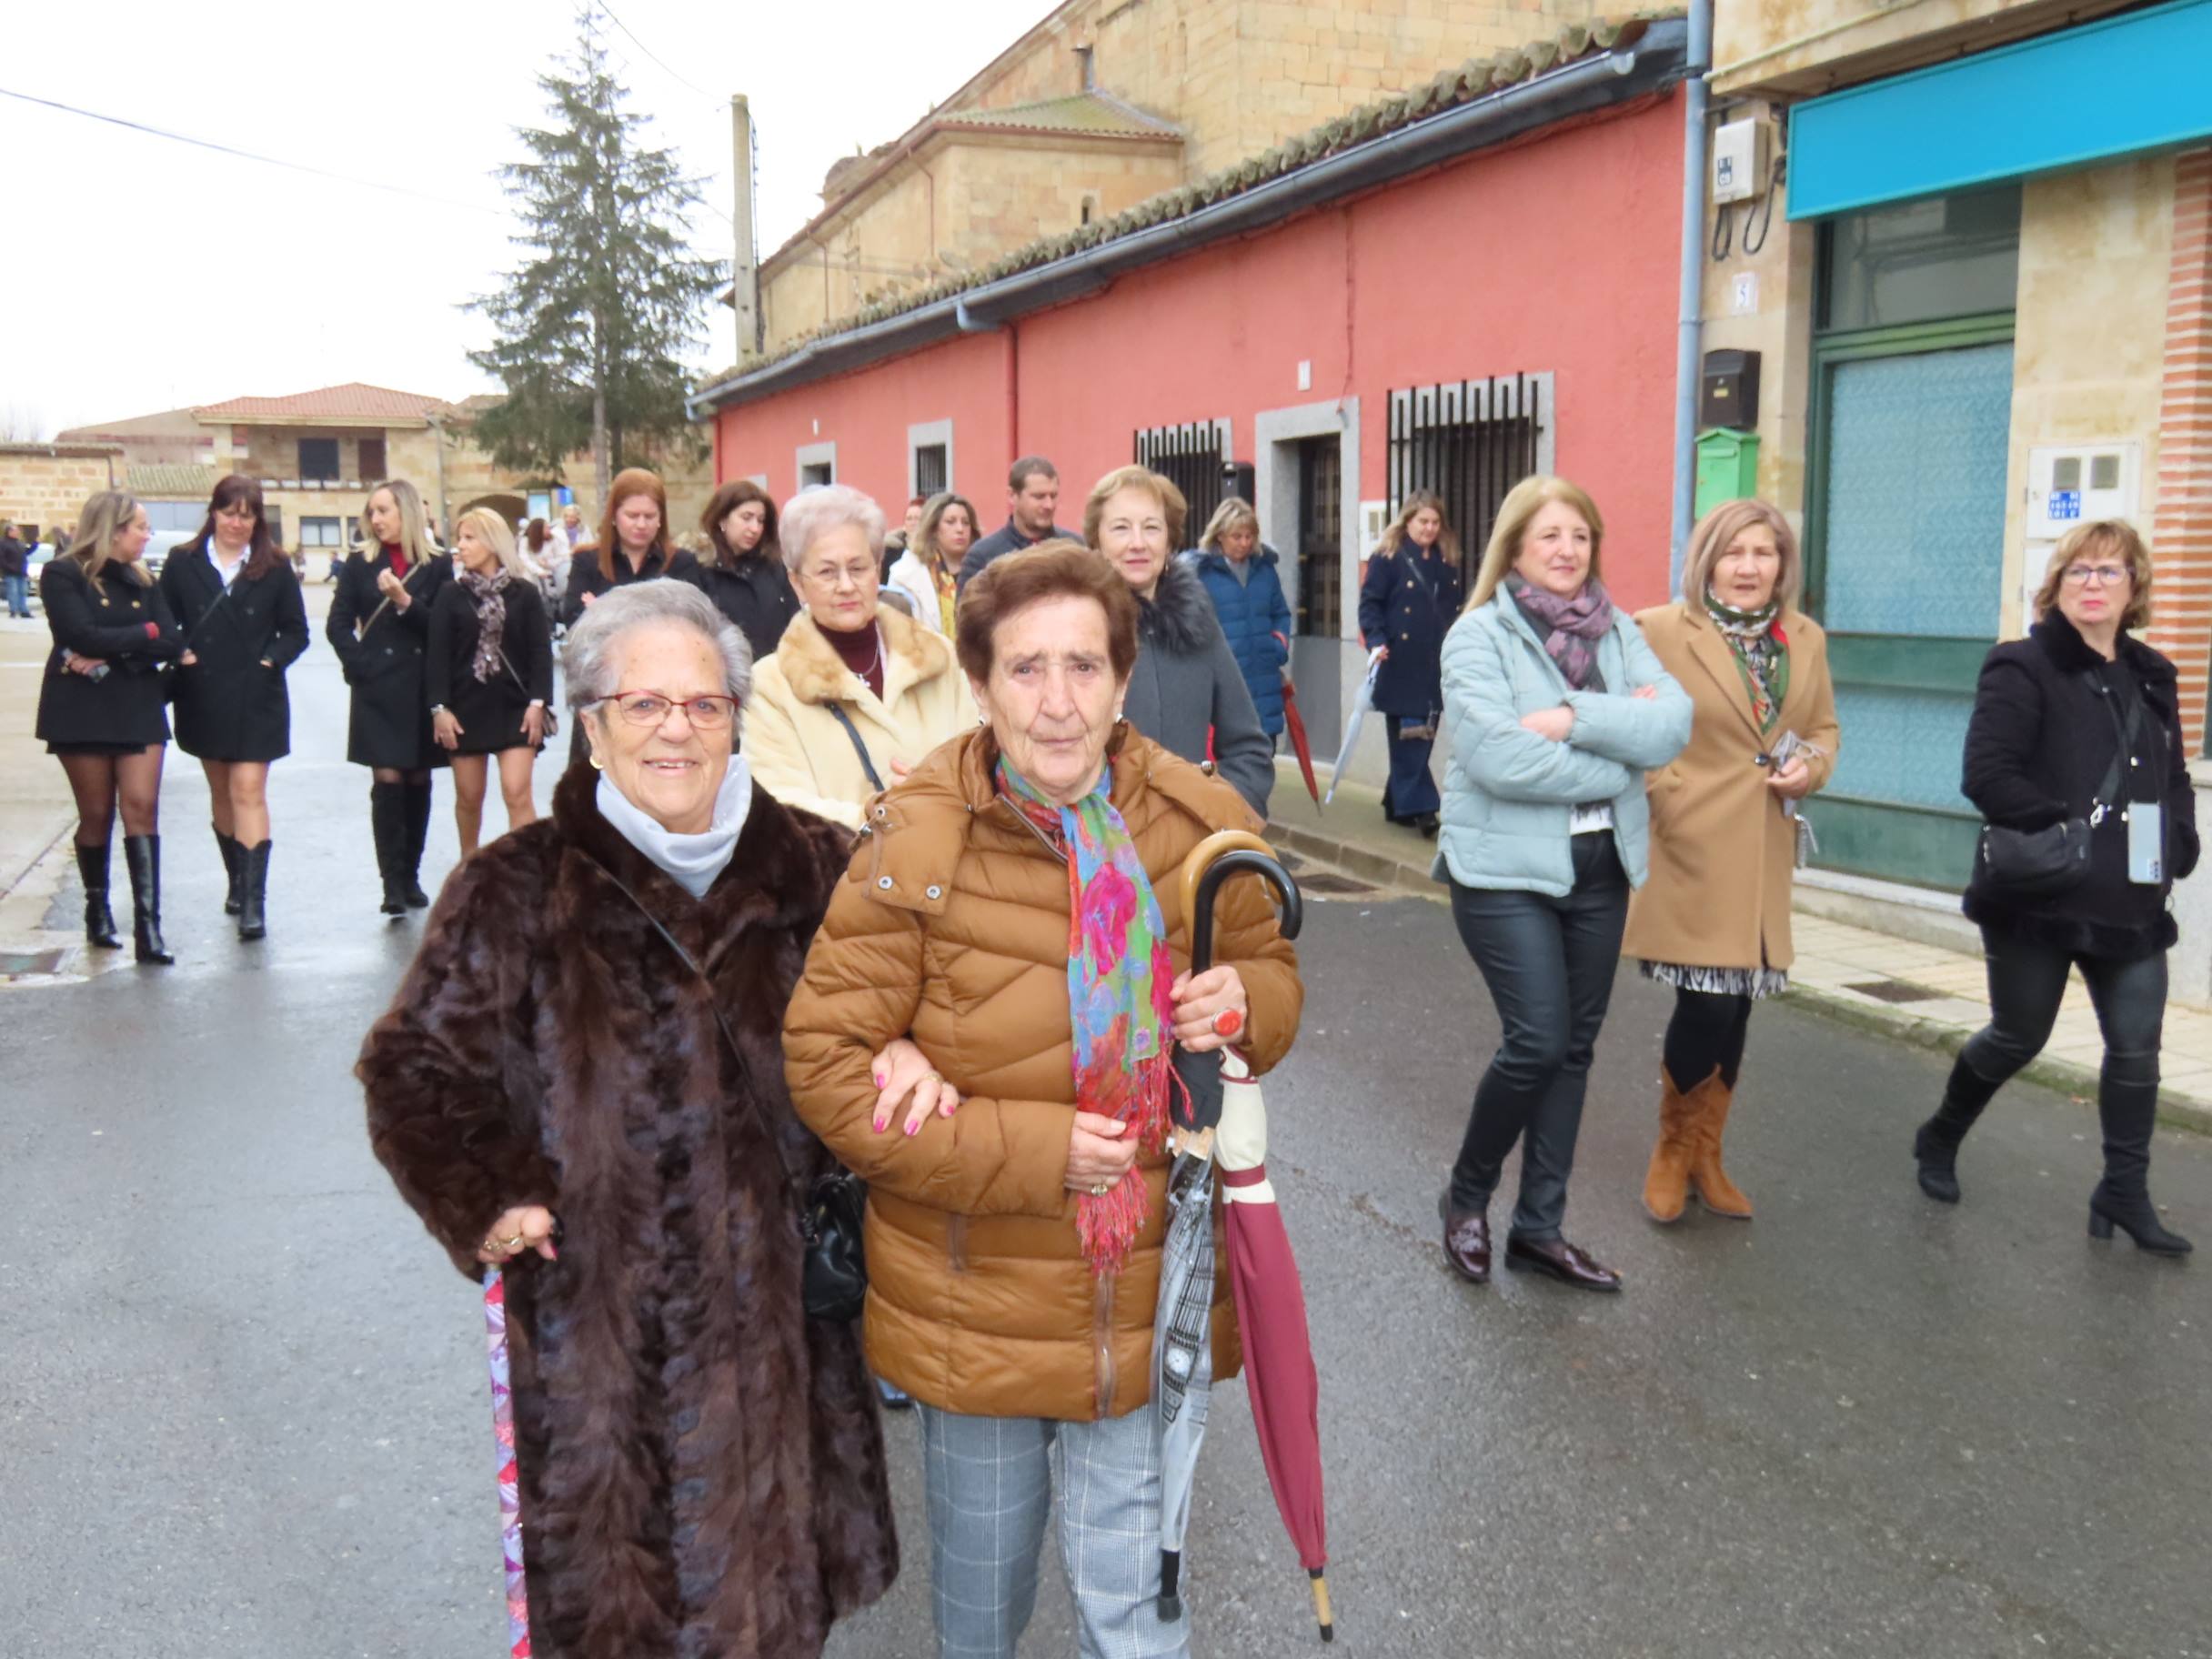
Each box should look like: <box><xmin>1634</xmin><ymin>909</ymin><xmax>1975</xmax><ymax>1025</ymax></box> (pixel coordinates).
<box><xmin>689</xmin><ymin>16</ymin><xmax>1691</xmax><ymax>419</ymax></box>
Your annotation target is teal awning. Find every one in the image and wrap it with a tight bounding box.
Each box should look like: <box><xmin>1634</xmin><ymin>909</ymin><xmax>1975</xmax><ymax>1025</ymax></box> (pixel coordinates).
<box><xmin>1787</xmin><ymin>0</ymin><xmax>2212</xmax><ymax>219</ymax></box>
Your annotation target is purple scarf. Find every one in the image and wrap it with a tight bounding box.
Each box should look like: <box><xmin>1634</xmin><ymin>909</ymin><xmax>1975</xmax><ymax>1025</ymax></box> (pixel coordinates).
<box><xmin>1505</xmin><ymin>573</ymin><xmax>1614</xmax><ymax>689</ymax></box>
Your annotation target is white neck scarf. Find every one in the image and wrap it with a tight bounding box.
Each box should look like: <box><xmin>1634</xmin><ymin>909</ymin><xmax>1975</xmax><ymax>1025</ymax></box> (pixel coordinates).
<box><xmin>595</xmin><ymin>757</ymin><xmax>754</xmax><ymax>899</ymax></box>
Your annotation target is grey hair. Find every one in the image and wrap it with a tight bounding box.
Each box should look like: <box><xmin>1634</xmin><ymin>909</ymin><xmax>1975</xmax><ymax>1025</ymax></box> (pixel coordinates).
<box><xmin>779</xmin><ymin>482</ymin><xmax>886</xmax><ymax>574</ymax></box>
<box><xmin>560</xmin><ymin>578</ymin><xmax>753</xmax><ymax>726</ymax></box>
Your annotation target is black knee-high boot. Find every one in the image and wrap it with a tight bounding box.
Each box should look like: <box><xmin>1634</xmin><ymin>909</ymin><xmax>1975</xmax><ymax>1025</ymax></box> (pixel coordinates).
<box><xmin>236</xmin><ymin>840</ymin><xmax>271</xmax><ymax>941</ymax></box>
<box><xmin>1913</xmin><ymin>1053</ymin><xmax>2003</xmax><ymax>1203</ymax></box>
<box><xmin>370</xmin><ymin>782</ymin><xmax>408</xmax><ymax>917</ymax></box>
<box><xmin>214</xmin><ymin>827</ymin><xmax>244</xmax><ymax>916</ymax></box>
<box><xmin>2088</xmin><ymin>1068</ymin><xmax>2192</xmax><ymax>1256</ymax></box>
<box><xmin>122</xmin><ymin>834</ymin><xmax>174</xmax><ymax>965</ymax></box>
<box><xmin>76</xmin><ymin>839</ymin><xmax>121</xmax><ymax>949</ymax></box>
<box><xmin>401</xmin><ymin>778</ymin><xmax>433</xmax><ymax>909</ymax></box>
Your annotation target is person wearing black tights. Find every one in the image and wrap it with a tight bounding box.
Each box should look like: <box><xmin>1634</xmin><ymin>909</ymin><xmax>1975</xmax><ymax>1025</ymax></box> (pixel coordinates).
<box><xmin>1622</xmin><ymin>500</ymin><xmax>1838</xmax><ymax>1223</ymax></box>
<box><xmin>1918</xmin><ymin>520</ymin><xmax>2196</xmax><ymax>1257</ymax></box>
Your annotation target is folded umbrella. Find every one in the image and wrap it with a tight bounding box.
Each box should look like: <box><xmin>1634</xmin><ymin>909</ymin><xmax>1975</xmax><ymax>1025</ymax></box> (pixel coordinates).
<box><xmin>1151</xmin><ymin>831</ymin><xmax>1330</xmax><ymax>1640</ymax></box>
<box><xmin>483</xmin><ymin>1269</ymin><xmax>532</xmax><ymax>1658</ymax></box>
<box><xmin>1280</xmin><ymin>679</ymin><xmax>1322</xmax><ymax>808</ymax></box>
<box><xmin>1323</xmin><ymin>657</ymin><xmax>1382</xmax><ymax>808</ymax></box>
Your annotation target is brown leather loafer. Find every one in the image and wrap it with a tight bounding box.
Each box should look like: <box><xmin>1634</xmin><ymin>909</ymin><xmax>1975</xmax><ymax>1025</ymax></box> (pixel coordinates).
<box><xmin>1503</xmin><ymin>1232</ymin><xmax>1623</xmax><ymax>1292</ymax></box>
<box><xmin>1438</xmin><ymin>1191</ymin><xmax>1492</xmax><ymax>1284</ymax></box>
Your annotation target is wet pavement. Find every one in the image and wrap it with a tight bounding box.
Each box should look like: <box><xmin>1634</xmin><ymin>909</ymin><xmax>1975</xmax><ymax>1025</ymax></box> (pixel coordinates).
<box><xmin>2</xmin><ymin>637</ymin><xmax>2207</xmax><ymax>1658</ymax></box>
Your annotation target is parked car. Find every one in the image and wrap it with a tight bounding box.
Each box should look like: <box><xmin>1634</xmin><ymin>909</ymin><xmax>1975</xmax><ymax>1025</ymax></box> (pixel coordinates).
<box><xmin>143</xmin><ymin>529</ymin><xmax>195</xmax><ymax>581</ymax></box>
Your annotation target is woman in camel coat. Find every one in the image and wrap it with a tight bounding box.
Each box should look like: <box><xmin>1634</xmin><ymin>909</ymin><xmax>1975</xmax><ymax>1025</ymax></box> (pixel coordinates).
<box><xmin>742</xmin><ymin>484</ymin><xmax>975</xmax><ymax>828</ymax></box>
<box><xmin>1623</xmin><ymin>498</ymin><xmax>1838</xmax><ymax>1225</ymax></box>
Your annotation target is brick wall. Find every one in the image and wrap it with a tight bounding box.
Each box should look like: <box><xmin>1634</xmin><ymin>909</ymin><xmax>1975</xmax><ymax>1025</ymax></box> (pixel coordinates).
<box><xmin>0</xmin><ymin>447</ymin><xmax>122</xmax><ymax>538</ymax></box>
<box><xmin>2149</xmin><ymin>146</ymin><xmax>2212</xmax><ymax>751</ymax></box>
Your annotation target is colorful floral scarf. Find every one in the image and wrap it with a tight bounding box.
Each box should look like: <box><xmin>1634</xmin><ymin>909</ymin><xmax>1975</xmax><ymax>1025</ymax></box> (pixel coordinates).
<box><xmin>461</xmin><ymin>567</ymin><xmax>511</xmax><ymax>686</ymax></box>
<box><xmin>999</xmin><ymin>758</ymin><xmax>1176</xmax><ymax>1276</ymax></box>
<box><xmin>1505</xmin><ymin>573</ymin><xmax>1615</xmax><ymax>689</ymax></box>
<box><xmin>1705</xmin><ymin>593</ymin><xmax>1789</xmax><ymax>734</ymax></box>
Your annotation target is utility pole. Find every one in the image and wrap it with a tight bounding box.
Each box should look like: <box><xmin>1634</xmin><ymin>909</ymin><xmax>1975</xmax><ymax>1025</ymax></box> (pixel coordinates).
<box><xmin>731</xmin><ymin>94</ymin><xmax>760</xmax><ymax>361</ymax></box>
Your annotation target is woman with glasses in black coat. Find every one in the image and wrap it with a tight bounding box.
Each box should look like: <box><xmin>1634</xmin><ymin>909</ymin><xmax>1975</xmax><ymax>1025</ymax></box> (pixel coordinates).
<box><xmin>1916</xmin><ymin>520</ymin><xmax>2197</xmax><ymax>1256</ymax></box>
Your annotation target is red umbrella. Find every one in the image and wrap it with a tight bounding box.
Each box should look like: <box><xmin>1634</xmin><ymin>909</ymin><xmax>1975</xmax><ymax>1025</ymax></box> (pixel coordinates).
<box><xmin>1279</xmin><ymin>678</ymin><xmax>1322</xmax><ymax>807</ymax></box>
<box><xmin>1180</xmin><ymin>835</ymin><xmax>1332</xmax><ymax>1641</ymax></box>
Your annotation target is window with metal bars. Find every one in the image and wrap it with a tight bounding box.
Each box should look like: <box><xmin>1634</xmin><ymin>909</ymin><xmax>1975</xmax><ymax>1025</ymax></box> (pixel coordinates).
<box><xmin>914</xmin><ymin>443</ymin><xmax>949</xmax><ymax>498</ymax></box>
<box><xmin>1386</xmin><ymin>375</ymin><xmax>1547</xmax><ymax>584</ymax></box>
<box><xmin>1133</xmin><ymin>419</ymin><xmax>1230</xmax><ymax>543</ymax></box>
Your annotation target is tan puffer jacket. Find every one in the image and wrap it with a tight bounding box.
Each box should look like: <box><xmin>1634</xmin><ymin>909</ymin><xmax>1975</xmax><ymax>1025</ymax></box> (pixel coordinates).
<box><xmin>784</xmin><ymin>725</ymin><xmax>1302</xmax><ymax>1422</ymax></box>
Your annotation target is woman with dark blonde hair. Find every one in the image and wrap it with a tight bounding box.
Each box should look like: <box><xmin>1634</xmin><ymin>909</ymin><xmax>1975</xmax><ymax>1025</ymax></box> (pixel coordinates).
<box><xmin>427</xmin><ymin>508</ymin><xmax>552</xmax><ymax>855</ymax></box>
<box><xmin>1357</xmin><ymin>489</ymin><xmax>1464</xmax><ymax>835</ymax></box>
<box><xmin>161</xmin><ymin>474</ymin><xmax>312</xmax><ymax>940</ymax></box>
<box><xmin>1084</xmin><ymin>463</ymin><xmax>1274</xmax><ymax>814</ymax></box>
<box><xmin>1915</xmin><ymin>519</ymin><xmax>2197</xmax><ymax>1255</ymax></box>
<box><xmin>684</xmin><ymin>478</ymin><xmax>798</xmax><ymax>658</ymax></box>
<box><xmin>1623</xmin><ymin>498</ymin><xmax>1838</xmax><ymax>1225</ymax></box>
<box><xmin>887</xmin><ymin>490</ymin><xmax>974</xmax><ymax>636</ymax></box>
<box><xmin>1433</xmin><ymin>475</ymin><xmax>1690</xmax><ymax>1292</ymax></box>
<box><xmin>328</xmin><ymin>478</ymin><xmax>453</xmax><ymax>917</ymax></box>
<box><xmin>1191</xmin><ymin>496</ymin><xmax>1294</xmax><ymax>744</ymax></box>
<box><xmin>35</xmin><ymin>490</ymin><xmax>186</xmax><ymax>962</ymax></box>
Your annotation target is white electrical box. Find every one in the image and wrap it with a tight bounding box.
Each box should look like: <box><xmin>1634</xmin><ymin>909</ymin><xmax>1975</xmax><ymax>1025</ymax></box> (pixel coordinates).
<box><xmin>1712</xmin><ymin>117</ymin><xmax>1770</xmax><ymax>206</ymax></box>
<box><xmin>2020</xmin><ymin>440</ymin><xmax>2141</xmax><ymax>620</ymax></box>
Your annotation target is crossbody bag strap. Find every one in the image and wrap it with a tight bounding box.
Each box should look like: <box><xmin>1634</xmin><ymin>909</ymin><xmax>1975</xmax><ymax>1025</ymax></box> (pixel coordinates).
<box><xmin>579</xmin><ymin>853</ymin><xmax>807</xmax><ymax>1206</ymax></box>
<box><xmin>825</xmin><ymin>702</ymin><xmax>886</xmax><ymax>792</ymax></box>
<box><xmin>2084</xmin><ymin>670</ymin><xmax>2142</xmax><ymax>822</ymax></box>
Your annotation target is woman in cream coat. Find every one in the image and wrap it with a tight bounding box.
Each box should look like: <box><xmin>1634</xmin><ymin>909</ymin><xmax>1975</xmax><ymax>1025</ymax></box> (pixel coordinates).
<box><xmin>743</xmin><ymin>483</ymin><xmax>976</xmax><ymax>829</ymax></box>
<box><xmin>1623</xmin><ymin>499</ymin><xmax>1838</xmax><ymax>1226</ymax></box>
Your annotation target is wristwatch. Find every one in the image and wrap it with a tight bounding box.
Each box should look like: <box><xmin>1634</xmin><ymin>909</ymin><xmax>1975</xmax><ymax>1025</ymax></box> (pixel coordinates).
<box><xmin>429</xmin><ymin>704</ymin><xmax>448</xmax><ymax>716</ymax></box>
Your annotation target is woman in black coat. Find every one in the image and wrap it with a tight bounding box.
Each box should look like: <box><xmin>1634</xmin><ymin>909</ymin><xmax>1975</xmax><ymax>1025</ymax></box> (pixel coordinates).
<box><xmin>683</xmin><ymin>478</ymin><xmax>799</xmax><ymax>659</ymax></box>
<box><xmin>557</xmin><ymin>467</ymin><xmax>699</xmax><ymax>627</ymax></box>
<box><xmin>161</xmin><ymin>476</ymin><xmax>310</xmax><ymax>940</ymax></box>
<box><xmin>1358</xmin><ymin>490</ymin><xmax>1465</xmax><ymax>836</ymax></box>
<box><xmin>1916</xmin><ymin>520</ymin><xmax>2198</xmax><ymax>1256</ymax></box>
<box><xmin>428</xmin><ymin>509</ymin><xmax>552</xmax><ymax>857</ymax></box>
<box><xmin>327</xmin><ymin>478</ymin><xmax>452</xmax><ymax>918</ymax></box>
<box><xmin>35</xmin><ymin>491</ymin><xmax>185</xmax><ymax>963</ymax></box>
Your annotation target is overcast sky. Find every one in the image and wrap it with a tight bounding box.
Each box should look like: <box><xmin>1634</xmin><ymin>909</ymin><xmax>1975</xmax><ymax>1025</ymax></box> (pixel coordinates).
<box><xmin>1</xmin><ymin>0</ymin><xmax>1051</xmax><ymax>437</ymax></box>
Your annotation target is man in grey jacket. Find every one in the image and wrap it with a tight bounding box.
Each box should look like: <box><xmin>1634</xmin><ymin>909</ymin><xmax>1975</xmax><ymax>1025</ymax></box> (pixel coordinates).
<box><xmin>956</xmin><ymin>457</ymin><xmax>1081</xmax><ymax>592</ymax></box>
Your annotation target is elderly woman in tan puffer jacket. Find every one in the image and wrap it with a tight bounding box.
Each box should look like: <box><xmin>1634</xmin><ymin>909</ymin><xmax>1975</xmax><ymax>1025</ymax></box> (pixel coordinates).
<box><xmin>785</xmin><ymin>543</ymin><xmax>1302</xmax><ymax>1659</ymax></box>
<box><xmin>742</xmin><ymin>483</ymin><xmax>976</xmax><ymax>828</ymax></box>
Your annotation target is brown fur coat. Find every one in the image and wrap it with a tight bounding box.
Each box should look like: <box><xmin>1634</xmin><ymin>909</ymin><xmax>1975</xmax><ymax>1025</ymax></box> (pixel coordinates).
<box><xmin>357</xmin><ymin>762</ymin><xmax>896</xmax><ymax>1658</ymax></box>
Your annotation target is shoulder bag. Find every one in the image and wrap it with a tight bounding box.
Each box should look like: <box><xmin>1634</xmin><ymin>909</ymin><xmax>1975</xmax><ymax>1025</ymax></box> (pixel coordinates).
<box><xmin>827</xmin><ymin>702</ymin><xmax>886</xmax><ymax>792</ymax></box>
<box><xmin>584</xmin><ymin>854</ymin><xmax>865</xmax><ymax>1322</ymax></box>
<box><xmin>1978</xmin><ymin>674</ymin><xmax>2139</xmax><ymax>898</ymax></box>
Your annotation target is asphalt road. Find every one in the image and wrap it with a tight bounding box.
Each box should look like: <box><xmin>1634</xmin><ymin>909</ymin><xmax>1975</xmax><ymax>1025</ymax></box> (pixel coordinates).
<box><xmin>2</xmin><ymin>631</ymin><xmax>2207</xmax><ymax>1659</ymax></box>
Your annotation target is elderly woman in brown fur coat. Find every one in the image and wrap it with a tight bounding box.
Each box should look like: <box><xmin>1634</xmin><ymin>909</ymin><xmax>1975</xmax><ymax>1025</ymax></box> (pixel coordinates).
<box><xmin>359</xmin><ymin>580</ymin><xmax>948</xmax><ymax>1658</ymax></box>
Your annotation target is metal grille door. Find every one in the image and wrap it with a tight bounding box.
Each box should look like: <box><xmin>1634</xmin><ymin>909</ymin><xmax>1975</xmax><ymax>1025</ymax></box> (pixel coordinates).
<box><xmin>1386</xmin><ymin>376</ymin><xmax>1545</xmax><ymax>585</ymax></box>
<box><xmin>1135</xmin><ymin>421</ymin><xmax>1229</xmax><ymax>539</ymax></box>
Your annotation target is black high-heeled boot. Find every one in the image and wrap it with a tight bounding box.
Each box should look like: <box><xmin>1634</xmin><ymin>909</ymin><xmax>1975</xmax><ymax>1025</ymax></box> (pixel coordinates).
<box><xmin>123</xmin><ymin>833</ymin><xmax>174</xmax><ymax>965</ymax></box>
<box><xmin>236</xmin><ymin>840</ymin><xmax>271</xmax><ymax>941</ymax></box>
<box><xmin>215</xmin><ymin>827</ymin><xmax>244</xmax><ymax>916</ymax></box>
<box><xmin>2087</xmin><ymin>1077</ymin><xmax>2193</xmax><ymax>1256</ymax></box>
<box><xmin>401</xmin><ymin>778</ymin><xmax>434</xmax><ymax>909</ymax></box>
<box><xmin>370</xmin><ymin>782</ymin><xmax>407</xmax><ymax>917</ymax></box>
<box><xmin>1913</xmin><ymin>1054</ymin><xmax>2001</xmax><ymax>1203</ymax></box>
<box><xmin>75</xmin><ymin>839</ymin><xmax>121</xmax><ymax>949</ymax></box>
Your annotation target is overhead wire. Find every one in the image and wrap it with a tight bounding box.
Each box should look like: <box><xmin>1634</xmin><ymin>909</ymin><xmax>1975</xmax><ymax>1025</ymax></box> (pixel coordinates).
<box><xmin>0</xmin><ymin>85</ymin><xmax>504</xmax><ymax>217</ymax></box>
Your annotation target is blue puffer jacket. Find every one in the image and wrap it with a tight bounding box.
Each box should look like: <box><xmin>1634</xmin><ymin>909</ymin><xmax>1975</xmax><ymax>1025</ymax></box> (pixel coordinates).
<box><xmin>1188</xmin><ymin>546</ymin><xmax>1292</xmax><ymax>736</ymax></box>
<box><xmin>1433</xmin><ymin>591</ymin><xmax>1692</xmax><ymax>895</ymax></box>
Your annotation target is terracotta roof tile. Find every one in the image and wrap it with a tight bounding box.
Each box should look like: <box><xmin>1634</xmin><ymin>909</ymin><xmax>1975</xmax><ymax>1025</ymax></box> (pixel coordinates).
<box><xmin>193</xmin><ymin>382</ymin><xmax>459</xmax><ymax>423</ymax></box>
<box><xmin>126</xmin><ymin>463</ymin><xmax>221</xmax><ymax>498</ymax></box>
<box><xmin>942</xmin><ymin>92</ymin><xmax>1181</xmax><ymax>141</ymax></box>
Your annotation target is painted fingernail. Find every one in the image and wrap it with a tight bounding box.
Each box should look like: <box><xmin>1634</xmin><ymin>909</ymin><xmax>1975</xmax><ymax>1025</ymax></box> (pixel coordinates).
<box><xmin>905</xmin><ymin>1118</ymin><xmax>920</xmax><ymax>1137</ymax></box>
<box><xmin>545</xmin><ymin>1243</ymin><xmax>558</xmax><ymax>1260</ymax></box>
<box><xmin>872</xmin><ymin>1071</ymin><xmax>886</xmax><ymax>1087</ymax></box>
<box><xmin>872</xmin><ymin>1115</ymin><xmax>888</xmax><ymax>1132</ymax></box>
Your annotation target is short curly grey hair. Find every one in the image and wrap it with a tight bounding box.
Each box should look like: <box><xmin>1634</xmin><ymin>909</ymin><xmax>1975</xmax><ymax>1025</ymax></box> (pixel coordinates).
<box><xmin>779</xmin><ymin>483</ymin><xmax>886</xmax><ymax>574</ymax></box>
<box><xmin>560</xmin><ymin>578</ymin><xmax>753</xmax><ymax>727</ymax></box>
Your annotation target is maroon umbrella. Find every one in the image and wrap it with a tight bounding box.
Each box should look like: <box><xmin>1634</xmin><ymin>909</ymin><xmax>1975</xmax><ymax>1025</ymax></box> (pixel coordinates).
<box><xmin>1181</xmin><ymin>835</ymin><xmax>1332</xmax><ymax>1641</ymax></box>
<box><xmin>1279</xmin><ymin>678</ymin><xmax>1322</xmax><ymax>808</ymax></box>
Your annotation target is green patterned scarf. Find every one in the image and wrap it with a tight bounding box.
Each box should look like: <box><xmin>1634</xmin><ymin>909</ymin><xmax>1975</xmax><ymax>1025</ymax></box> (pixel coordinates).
<box><xmin>1705</xmin><ymin>593</ymin><xmax>1789</xmax><ymax>735</ymax></box>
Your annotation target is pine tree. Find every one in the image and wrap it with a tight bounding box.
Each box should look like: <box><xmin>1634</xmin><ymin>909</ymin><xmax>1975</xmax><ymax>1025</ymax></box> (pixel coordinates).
<box><xmin>468</xmin><ymin>8</ymin><xmax>723</xmax><ymax>505</ymax></box>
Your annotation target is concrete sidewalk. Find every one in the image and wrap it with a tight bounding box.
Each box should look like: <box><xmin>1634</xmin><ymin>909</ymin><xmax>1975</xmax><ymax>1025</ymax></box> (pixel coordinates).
<box><xmin>1266</xmin><ymin>760</ymin><xmax>2212</xmax><ymax>1131</ymax></box>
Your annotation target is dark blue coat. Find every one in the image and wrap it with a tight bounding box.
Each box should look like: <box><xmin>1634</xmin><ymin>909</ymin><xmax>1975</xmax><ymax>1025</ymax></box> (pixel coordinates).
<box><xmin>1358</xmin><ymin>543</ymin><xmax>1464</xmax><ymax>717</ymax></box>
<box><xmin>1189</xmin><ymin>545</ymin><xmax>1292</xmax><ymax>736</ymax></box>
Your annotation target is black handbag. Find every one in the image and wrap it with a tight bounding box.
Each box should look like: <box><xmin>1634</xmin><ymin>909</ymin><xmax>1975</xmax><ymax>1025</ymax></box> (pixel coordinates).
<box><xmin>585</xmin><ymin>855</ymin><xmax>867</xmax><ymax>1322</ymax></box>
<box><xmin>1977</xmin><ymin>675</ymin><xmax>2137</xmax><ymax>899</ymax></box>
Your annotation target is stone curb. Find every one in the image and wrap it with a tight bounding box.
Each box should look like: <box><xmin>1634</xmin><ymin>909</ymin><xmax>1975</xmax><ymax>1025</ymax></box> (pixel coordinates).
<box><xmin>1270</xmin><ymin>817</ymin><xmax>2212</xmax><ymax>1138</ymax></box>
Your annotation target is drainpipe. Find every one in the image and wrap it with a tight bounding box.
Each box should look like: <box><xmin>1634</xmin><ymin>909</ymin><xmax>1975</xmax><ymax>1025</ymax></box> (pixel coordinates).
<box><xmin>1670</xmin><ymin>0</ymin><xmax>1714</xmax><ymax>597</ymax></box>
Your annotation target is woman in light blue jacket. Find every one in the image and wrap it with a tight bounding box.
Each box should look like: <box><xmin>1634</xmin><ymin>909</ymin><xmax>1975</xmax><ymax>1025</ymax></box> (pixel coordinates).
<box><xmin>1433</xmin><ymin>476</ymin><xmax>1690</xmax><ymax>1295</ymax></box>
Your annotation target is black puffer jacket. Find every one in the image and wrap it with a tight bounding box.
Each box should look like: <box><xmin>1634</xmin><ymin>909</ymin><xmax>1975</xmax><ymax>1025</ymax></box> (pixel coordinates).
<box><xmin>1961</xmin><ymin>610</ymin><xmax>2198</xmax><ymax>958</ymax></box>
